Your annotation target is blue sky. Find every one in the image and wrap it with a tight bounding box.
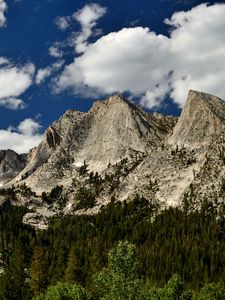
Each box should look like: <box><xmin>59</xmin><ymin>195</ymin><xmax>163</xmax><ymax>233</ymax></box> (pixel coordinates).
<box><xmin>0</xmin><ymin>0</ymin><xmax>225</xmax><ymax>152</ymax></box>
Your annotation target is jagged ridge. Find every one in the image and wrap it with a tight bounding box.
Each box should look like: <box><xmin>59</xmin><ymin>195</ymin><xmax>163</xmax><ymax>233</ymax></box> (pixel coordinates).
<box><xmin>6</xmin><ymin>94</ymin><xmax>176</xmax><ymax>194</ymax></box>
<box><xmin>1</xmin><ymin>90</ymin><xmax>225</xmax><ymax>229</ymax></box>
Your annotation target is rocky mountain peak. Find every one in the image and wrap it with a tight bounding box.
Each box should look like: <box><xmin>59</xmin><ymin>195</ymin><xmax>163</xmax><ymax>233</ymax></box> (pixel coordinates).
<box><xmin>168</xmin><ymin>90</ymin><xmax>225</xmax><ymax>147</ymax></box>
<box><xmin>0</xmin><ymin>149</ymin><xmax>27</xmax><ymax>185</ymax></box>
<box><xmin>4</xmin><ymin>94</ymin><xmax>176</xmax><ymax>193</ymax></box>
<box><xmin>90</xmin><ymin>94</ymin><xmax>131</xmax><ymax>113</ymax></box>
<box><xmin>188</xmin><ymin>90</ymin><xmax>225</xmax><ymax>119</ymax></box>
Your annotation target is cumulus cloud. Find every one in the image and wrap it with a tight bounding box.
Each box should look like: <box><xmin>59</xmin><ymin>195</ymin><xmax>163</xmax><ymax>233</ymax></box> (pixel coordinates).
<box><xmin>56</xmin><ymin>3</ymin><xmax>225</xmax><ymax>108</ymax></box>
<box><xmin>56</xmin><ymin>27</ymin><xmax>171</xmax><ymax>100</ymax></box>
<box><xmin>73</xmin><ymin>3</ymin><xmax>107</xmax><ymax>53</ymax></box>
<box><xmin>0</xmin><ymin>60</ymin><xmax>35</xmax><ymax>109</ymax></box>
<box><xmin>0</xmin><ymin>118</ymin><xmax>42</xmax><ymax>153</ymax></box>
<box><xmin>35</xmin><ymin>60</ymin><xmax>64</xmax><ymax>84</ymax></box>
<box><xmin>0</xmin><ymin>0</ymin><xmax>7</xmax><ymax>27</ymax></box>
<box><xmin>0</xmin><ymin>63</ymin><xmax>35</xmax><ymax>99</ymax></box>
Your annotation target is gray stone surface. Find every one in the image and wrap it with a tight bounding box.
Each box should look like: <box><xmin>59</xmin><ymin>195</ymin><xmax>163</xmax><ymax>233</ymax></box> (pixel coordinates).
<box><xmin>2</xmin><ymin>90</ymin><xmax>225</xmax><ymax>228</ymax></box>
<box><xmin>6</xmin><ymin>94</ymin><xmax>176</xmax><ymax>194</ymax></box>
<box><xmin>0</xmin><ymin>149</ymin><xmax>26</xmax><ymax>185</ymax></box>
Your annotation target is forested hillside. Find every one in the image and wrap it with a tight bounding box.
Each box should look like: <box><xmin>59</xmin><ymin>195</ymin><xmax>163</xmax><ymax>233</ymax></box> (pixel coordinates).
<box><xmin>1</xmin><ymin>197</ymin><xmax>225</xmax><ymax>299</ymax></box>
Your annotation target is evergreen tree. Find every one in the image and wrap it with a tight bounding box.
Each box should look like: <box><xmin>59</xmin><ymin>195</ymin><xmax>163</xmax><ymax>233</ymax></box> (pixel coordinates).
<box><xmin>65</xmin><ymin>246</ymin><xmax>81</xmax><ymax>284</ymax></box>
<box><xmin>0</xmin><ymin>244</ymin><xmax>30</xmax><ymax>300</ymax></box>
<box><xmin>29</xmin><ymin>246</ymin><xmax>48</xmax><ymax>297</ymax></box>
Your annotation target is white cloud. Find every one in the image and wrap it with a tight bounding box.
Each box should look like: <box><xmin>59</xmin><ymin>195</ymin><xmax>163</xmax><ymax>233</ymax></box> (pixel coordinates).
<box><xmin>0</xmin><ymin>0</ymin><xmax>7</xmax><ymax>27</ymax></box>
<box><xmin>50</xmin><ymin>3</ymin><xmax>106</xmax><ymax>59</ymax></box>
<box><xmin>0</xmin><ymin>57</ymin><xmax>9</xmax><ymax>65</ymax></box>
<box><xmin>35</xmin><ymin>60</ymin><xmax>64</xmax><ymax>84</ymax></box>
<box><xmin>73</xmin><ymin>3</ymin><xmax>107</xmax><ymax>53</ymax></box>
<box><xmin>0</xmin><ymin>61</ymin><xmax>35</xmax><ymax>109</ymax></box>
<box><xmin>0</xmin><ymin>98</ymin><xmax>26</xmax><ymax>110</ymax></box>
<box><xmin>0</xmin><ymin>118</ymin><xmax>42</xmax><ymax>153</ymax></box>
<box><xmin>17</xmin><ymin>118</ymin><xmax>41</xmax><ymax>136</ymax></box>
<box><xmin>49</xmin><ymin>44</ymin><xmax>63</xmax><ymax>58</ymax></box>
<box><xmin>0</xmin><ymin>63</ymin><xmax>35</xmax><ymax>99</ymax></box>
<box><xmin>56</xmin><ymin>27</ymin><xmax>171</xmax><ymax>103</ymax></box>
<box><xmin>36</xmin><ymin>68</ymin><xmax>52</xmax><ymax>85</ymax></box>
<box><xmin>56</xmin><ymin>3</ymin><xmax>225</xmax><ymax>108</ymax></box>
<box><xmin>55</xmin><ymin>16</ymin><xmax>71</xmax><ymax>31</ymax></box>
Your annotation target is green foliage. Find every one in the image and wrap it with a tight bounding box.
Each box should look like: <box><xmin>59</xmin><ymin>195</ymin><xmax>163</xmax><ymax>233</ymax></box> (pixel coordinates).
<box><xmin>65</xmin><ymin>246</ymin><xmax>82</xmax><ymax>284</ymax></box>
<box><xmin>41</xmin><ymin>185</ymin><xmax>67</xmax><ymax>209</ymax></box>
<box><xmin>193</xmin><ymin>283</ymin><xmax>225</xmax><ymax>300</ymax></box>
<box><xmin>0</xmin><ymin>185</ymin><xmax>17</xmax><ymax>200</ymax></box>
<box><xmin>3</xmin><ymin>199</ymin><xmax>225</xmax><ymax>298</ymax></box>
<box><xmin>94</xmin><ymin>241</ymin><xmax>139</xmax><ymax>300</ymax></box>
<box><xmin>0</xmin><ymin>204</ymin><xmax>34</xmax><ymax>299</ymax></box>
<box><xmin>17</xmin><ymin>183</ymin><xmax>36</xmax><ymax>197</ymax></box>
<box><xmin>42</xmin><ymin>185</ymin><xmax>63</xmax><ymax>205</ymax></box>
<box><xmin>21</xmin><ymin>172</ymin><xmax>29</xmax><ymax>181</ymax></box>
<box><xmin>29</xmin><ymin>246</ymin><xmax>48</xmax><ymax>297</ymax></box>
<box><xmin>78</xmin><ymin>161</ymin><xmax>89</xmax><ymax>176</ymax></box>
<box><xmin>138</xmin><ymin>275</ymin><xmax>193</xmax><ymax>300</ymax></box>
<box><xmin>0</xmin><ymin>243</ymin><xmax>31</xmax><ymax>300</ymax></box>
<box><xmin>35</xmin><ymin>282</ymin><xmax>91</xmax><ymax>300</ymax></box>
<box><xmin>41</xmin><ymin>191</ymin><xmax>49</xmax><ymax>202</ymax></box>
<box><xmin>49</xmin><ymin>185</ymin><xmax>63</xmax><ymax>200</ymax></box>
<box><xmin>161</xmin><ymin>275</ymin><xmax>192</xmax><ymax>300</ymax></box>
<box><xmin>74</xmin><ymin>187</ymin><xmax>96</xmax><ymax>210</ymax></box>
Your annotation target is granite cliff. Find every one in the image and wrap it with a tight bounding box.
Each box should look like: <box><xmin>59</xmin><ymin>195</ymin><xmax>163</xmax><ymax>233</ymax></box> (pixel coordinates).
<box><xmin>1</xmin><ymin>90</ymin><xmax>225</xmax><ymax>228</ymax></box>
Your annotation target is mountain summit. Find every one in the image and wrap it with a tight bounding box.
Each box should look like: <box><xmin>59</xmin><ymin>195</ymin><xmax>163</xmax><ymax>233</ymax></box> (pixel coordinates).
<box><xmin>168</xmin><ymin>90</ymin><xmax>225</xmax><ymax>147</ymax></box>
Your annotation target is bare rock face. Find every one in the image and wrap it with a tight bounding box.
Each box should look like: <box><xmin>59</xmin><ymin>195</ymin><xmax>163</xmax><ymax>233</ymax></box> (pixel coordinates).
<box><xmin>167</xmin><ymin>90</ymin><xmax>225</xmax><ymax>147</ymax></box>
<box><xmin>115</xmin><ymin>90</ymin><xmax>225</xmax><ymax>209</ymax></box>
<box><xmin>8</xmin><ymin>94</ymin><xmax>176</xmax><ymax>193</ymax></box>
<box><xmin>0</xmin><ymin>150</ymin><xmax>26</xmax><ymax>185</ymax></box>
<box><xmin>46</xmin><ymin>126</ymin><xmax>62</xmax><ymax>149</ymax></box>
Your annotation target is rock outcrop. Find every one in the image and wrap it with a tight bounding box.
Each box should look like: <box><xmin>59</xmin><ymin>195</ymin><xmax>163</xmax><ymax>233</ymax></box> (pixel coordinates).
<box><xmin>0</xmin><ymin>150</ymin><xmax>26</xmax><ymax>185</ymax></box>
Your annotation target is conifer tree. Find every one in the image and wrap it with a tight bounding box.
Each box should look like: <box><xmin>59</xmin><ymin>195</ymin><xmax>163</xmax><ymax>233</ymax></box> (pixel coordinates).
<box><xmin>29</xmin><ymin>246</ymin><xmax>48</xmax><ymax>297</ymax></box>
<box><xmin>65</xmin><ymin>246</ymin><xmax>81</xmax><ymax>284</ymax></box>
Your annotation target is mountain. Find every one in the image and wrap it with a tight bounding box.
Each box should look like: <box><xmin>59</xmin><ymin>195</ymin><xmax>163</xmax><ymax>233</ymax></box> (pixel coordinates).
<box><xmin>6</xmin><ymin>94</ymin><xmax>176</xmax><ymax>194</ymax></box>
<box><xmin>122</xmin><ymin>90</ymin><xmax>225</xmax><ymax>206</ymax></box>
<box><xmin>1</xmin><ymin>90</ymin><xmax>225</xmax><ymax>228</ymax></box>
<box><xmin>0</xmin><ymin>150</ymin><xmax>26</xmax><ymax>186</ymax></box>
<box><xmin>167</xmin><ymin>90</ymin><xmax>225</xmax><ymax>147</ymax></box>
